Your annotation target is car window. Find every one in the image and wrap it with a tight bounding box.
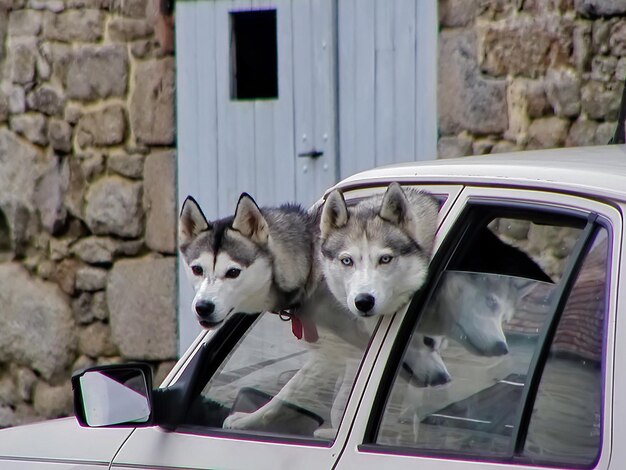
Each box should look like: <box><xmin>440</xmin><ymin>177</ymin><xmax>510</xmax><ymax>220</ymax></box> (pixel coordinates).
<box><xmin>181</xmin><ymin>296</ymin><xmax>379</xmax><ymax>440</ymax></box>
<box><xmin>374</xmin><ymin>206</ymin><xmax>609</xmax><ymax>467</ymax></box>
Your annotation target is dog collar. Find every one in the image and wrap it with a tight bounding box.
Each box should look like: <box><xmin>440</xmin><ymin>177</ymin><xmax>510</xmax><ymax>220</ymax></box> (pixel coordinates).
<box><xmin>275</xmin><ymin>311</ymin><xmax>319</xmax><ymax>343</ymax></box>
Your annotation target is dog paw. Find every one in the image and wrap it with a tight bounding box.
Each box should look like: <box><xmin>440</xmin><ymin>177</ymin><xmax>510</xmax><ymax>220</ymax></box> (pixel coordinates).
<box><xmin>223</xmin><ymin>411</ymin><xmax>255</xmax><ymax>430</ymax></box>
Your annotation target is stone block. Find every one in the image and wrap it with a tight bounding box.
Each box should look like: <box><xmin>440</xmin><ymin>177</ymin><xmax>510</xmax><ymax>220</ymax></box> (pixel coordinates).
<box><xmin>581</xmin><ymin>80</ymin><xmax>622</xmax><ymax>120</ymax></box>
<box><xmin>9</xmin><ymin>113</ymin><xmax>48</xmax><ymax>146</ymax></box>
<box><xmin>108</xmin><ymin>17</ymin><xmax>153</xmax><ymax>41</ymax></box>
<box><xmin>610</xmin><ymin>20</ymin><xmax>626</xmax><ymax>56</ymax></box>
<box><xmin>478</xmin><ymin>15</ymin><xmax>573</xmax><ymax>78</ymax></box>
<box><xmin>576</xmin><ymin>0</ymin><xmax>626</xmax><ymax>17</ymax></box>
<box><xmin>8</xmin><ymin>9</ymin><xmax>43</xmax><ymax>36</ymax></box>
<box><xmin>143</xmin><ymin>150</ymin><xmax>176</xmax><ymax>253</ymax></box>
<box><xmin>130</xmin><ymin>57</ymin><xmax>175</xmax><ymax>145</ymax></box>
<box><xmin>63</xmin><ymin>46</ymin><xmax>128</xmax><ymax>101</ymax></box>
<box><xmin>120</xmin><ymin>0</ymin><xmax>148</xmax><ymax>18</ymax></box>
<box><xmin>42</xmin><ymin>9</ymin><xmax>104</xmax><ymax>42</ymax></box>
<box><xmin>47</xmin><ymin>118</ymin><xmax>72</xmax><ymax>153</ymax></box>
<box><xmin>26</xmin><ymin>86</ymin><xmax>65</xmax><ymax>116</ymax></box>
<box><xmin>34</xmin><ymin>156</ymin><xmax>67</xmax><ymax>235</ymax></box>
<box><xmin>545</xmin><ymin>68</ymin><xmax>581</xmax><ymax>117</ymax></box>
<box><xmin>84</xmin><ymin>175</ymin><xmax>143</xmax><ymax>237</ymax></box>
<box><xmin>566</xmin><ymin>118</ymin><xmax>599</xmax><ymax>146</ymax></box>
<box><xmin>108</xmin><ymin>257</ymin><xmax>177</xmax><ymax>360</ymax></box>
<box><xmin>76</xmin><ymin>105</ymin><xmax>127</xmax><ymax>148</ymax></box>
<box><xmin>71</xmin><ymin>236</ymin><xmax>117</xmax><ymax>264</ymax></box>
<box><xmin>33</xmin><ymin>381</ymin><xmax>73</xmax><ymax>419</ymax></box>
<box><xmin>0</xmin><ymin>129</ymin><xmax>43</xmax><ymax>215</ymax></box>
<box><xmin>76</xmin><ymin>265</ymin><xmax>108</xmax><ymax>291</ymax></box>
<box><xmin>8</xmin><ymin>38</ymin><xmax>37</xmax><ymax>85</ymax></box>
<box><xmin>438</xmin><ymin>30</ymin><xmax>507</xmax><ymax>135</ymax></box>
<box><xmin>527</xmin><ymin>116</ymin><xmax>571</xmax><ymax>149</ymax></box>
<box><xmin>108</xmin><ymin>151</ymin><xmax>145</xmax><ymax>179</ymax></box>
<box><xmin>573</xmin><ymin>20</ymin><xmax>592</xmax><ymax>72</ymax></box>
<box><xmin>0</xmin><ymin>263</ymin><xmax>76</xmax><ymax>381</ymax></box>
<box><xmin>437</xmin><ymin>134</ymin><xmax>473</xmax><ymax>159</ymax></box>
<box><xmin>439</xmin><ymin>0</ymin><xmax>477</xmax><ymax>27</ymax></box>
<box><xmin>78</xmin><ymin>322</ymin><xmax>118</xmax><ymax>358</ymax></box>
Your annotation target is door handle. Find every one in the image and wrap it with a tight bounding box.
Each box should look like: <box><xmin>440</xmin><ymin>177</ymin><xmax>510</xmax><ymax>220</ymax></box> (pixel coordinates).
<box><xmin>298</xmin><ymin>149</ymin><xmax>324</xmax><ymax>158</ymax></box>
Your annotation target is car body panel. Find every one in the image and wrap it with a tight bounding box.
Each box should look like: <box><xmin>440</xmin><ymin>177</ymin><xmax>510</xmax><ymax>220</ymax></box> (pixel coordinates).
<box><xmin>0</xmin><ymin>417</ymin><xmax>132</xmax><ymax>469</ymax></box>
<box><xmin>333</xmin><ymin>145</ymin><xmax>626</xmax><ymax>203</ymax></box>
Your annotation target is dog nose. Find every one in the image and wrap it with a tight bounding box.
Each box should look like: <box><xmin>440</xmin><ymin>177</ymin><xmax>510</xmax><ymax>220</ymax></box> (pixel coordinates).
<box><xmin>354</xmin><ymin>293</ymin><xmax>375</xmax><ymax>313</ymax></box>
<box><xmin>195</xmin><ymin>300</ymin><xmax>215</xmax><ymax>319</ymax></box>
<box><xmin>491</xmin><ymin>341</ymin><xmax>508</xmax><ymax>356</ymax></box>
<box><xmin>430</xmin><ymin>371</ymin><xmax>452</xmax><ymax>387</ymax></box>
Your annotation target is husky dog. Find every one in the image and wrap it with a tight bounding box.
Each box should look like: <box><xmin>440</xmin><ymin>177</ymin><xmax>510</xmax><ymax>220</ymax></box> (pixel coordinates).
<box><xmin>320</xmin><ymin>182</ymin><xmax>439</xmax><ymax>317</ymax></box>
<box><xmin>401</xmin><ymin>334</ymin><xmax>450</xmax><ymax>387</ymax></box>
<box><xmin>418</xmin><ymin>271</ymin><xmax>532</xmax><ymax>357</ymax></box>
<box><xmin>178</xmin><ymin>194</ymin><xmax>319</xmax><ymax>329</ymax></box>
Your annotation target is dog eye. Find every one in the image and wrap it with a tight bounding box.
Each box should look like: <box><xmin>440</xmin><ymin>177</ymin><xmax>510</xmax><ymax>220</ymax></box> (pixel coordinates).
<box><xmin>340</xmin><ymin>256</ymin><xmax>353</xmax><ymax>266</ymax></box>
<box><xmin>191</xmin><ymin>265</ymin><xmax>203</xmax><ymax>276</ymax></box>
<box><xmin>379</xmin><ymin>254</ymin><xmax>393</xmax><ymax>264</ymax></box>
<box><xmin>423</xmin><ymin>336</ymin><xmax>435</xmax><ymax>349</ymax></box>
<box><xmin>225</xmin><ymin>268</ymin><xmax>241</xmax><ymax>279</ymax></box>
<box><xmin>486</xmin><ymin>294</ymin><xmax>499</xmax><ymax>310</ymax></box>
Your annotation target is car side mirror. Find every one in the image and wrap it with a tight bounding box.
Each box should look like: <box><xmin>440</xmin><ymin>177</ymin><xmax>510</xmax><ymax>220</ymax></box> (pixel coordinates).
<box><xmin>72</xmin><ymin>363</ymin><xmax>154</xmax><ymax>428</ymax></box>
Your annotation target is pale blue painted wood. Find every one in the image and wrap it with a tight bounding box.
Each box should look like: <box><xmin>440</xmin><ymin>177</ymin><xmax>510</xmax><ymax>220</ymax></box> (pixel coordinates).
<box><xmin>337</xmin><ymin>0</ymin><xmax>355</xmax><ymax>179</ymax></box>
<box><xmin>353</xmin><ymin>0</ymin><xmax>376</xmax><ymax>174</ymax></box>
<box><xmin>415</xmin><ymin>0</ymin><xmax>438</xmax><ymax>161</ymax></box>
<box><xmin>374</xmin><ymin>0</ymin><xmax>395</xmax><ymax>168</ymax></box>
<box><xmin>308</xmin><ymin>0</ymin><xmax>337</xmax><ymax>205</ymax></box>
<box><xmin>393</xmin><ymin>0</ymin><xmax>417</xmax><ymax>164</ymax></box>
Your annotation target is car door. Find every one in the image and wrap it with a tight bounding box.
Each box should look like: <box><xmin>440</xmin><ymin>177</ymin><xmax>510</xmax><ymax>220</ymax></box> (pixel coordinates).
<box><xmin>335</xmin><ymin>186</ymin><xmax>619</xmax><ymax>470</ymax></box>
<box><xmin>109</xmin><ymin>184</ymin><xmax>462</xmax><ymax>470</ymax></box>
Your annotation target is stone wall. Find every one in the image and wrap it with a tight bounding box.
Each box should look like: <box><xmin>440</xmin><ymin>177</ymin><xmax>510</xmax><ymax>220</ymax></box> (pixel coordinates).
<box><xmin>0</xmin><ymin>0</ymin><xmax>177</xmax><ymax>427</ymax></box>
<box><xmin>438</xmin><ymin>0</ymin><xmax>626</xmax><ymax>157</ymax></box>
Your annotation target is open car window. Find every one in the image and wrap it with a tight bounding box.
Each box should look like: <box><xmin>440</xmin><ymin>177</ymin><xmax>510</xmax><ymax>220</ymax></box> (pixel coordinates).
<box><xmin>374</xmin><ymin>206</ymin><xmax>609</xmax><ymax>468</ymax></box>
<box><xmin>182</xmin><ymin>311</ymin><xmax>378</xmax><ymax>440</ymax></box>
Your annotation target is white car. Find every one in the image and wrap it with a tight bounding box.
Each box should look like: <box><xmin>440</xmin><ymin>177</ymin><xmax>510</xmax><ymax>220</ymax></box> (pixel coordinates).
<box><xmin>1</xmin><ymin>145</ymin><xmax>624</xmax><ymax>470</ymax></box>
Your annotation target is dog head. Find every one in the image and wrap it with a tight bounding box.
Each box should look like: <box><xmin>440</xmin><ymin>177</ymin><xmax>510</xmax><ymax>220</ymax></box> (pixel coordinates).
<box><xmin>179</xmin><ymin>194</ymin><xmax>274</xmax><ymax>328</ymax></box>
<box><xmin>402</xmin><ymin>334</ymin><xmax>451</xmax><ymax>387</ymax></box>
<box><xmin>320</xmin><ymin>183</ymin><xmax>438</xmax><ymax>318</ymax></box>
<box><xmin>434</xmin><ymin>271</ymin><xmax>531</xmax><ymax>357</ymax></box>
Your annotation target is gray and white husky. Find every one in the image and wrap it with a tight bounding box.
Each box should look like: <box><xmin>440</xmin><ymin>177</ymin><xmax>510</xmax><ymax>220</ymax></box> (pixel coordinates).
<box><xmin>178</xmin><ymin>193</ymin><xmax>320</xmax><ymax>329</ymax></box>
<box><xmin>320</xmin><ymin>182</ymin><xmax>440</xmax><ymax>318</ymax></box>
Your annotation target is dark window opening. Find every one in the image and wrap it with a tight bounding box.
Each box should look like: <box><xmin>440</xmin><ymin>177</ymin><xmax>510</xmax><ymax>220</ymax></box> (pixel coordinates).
<box><xmin>230</xmin><ymin>9</ymin><xmax>278</xmax><ymax>100</ymax></box>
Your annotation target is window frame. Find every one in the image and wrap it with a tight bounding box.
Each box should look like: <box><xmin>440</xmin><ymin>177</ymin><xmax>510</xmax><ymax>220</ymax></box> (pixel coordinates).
<box><xmin>358</xmin><ymin>194</ymin><xmax>614</xmax><ymax>468</ymax></box>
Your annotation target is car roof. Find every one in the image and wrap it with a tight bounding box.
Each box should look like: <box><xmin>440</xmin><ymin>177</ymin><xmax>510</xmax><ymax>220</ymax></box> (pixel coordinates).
<box><xmin>334</xmin><ymin>145</ymin><xmax>626</xmax><ymax>203</ymax></box>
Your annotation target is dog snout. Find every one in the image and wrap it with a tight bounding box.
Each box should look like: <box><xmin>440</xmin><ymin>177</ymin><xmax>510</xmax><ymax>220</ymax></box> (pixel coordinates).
<box><xmin>490</xmin><ymin>341</ymin><xmax>508</xmax><ymax>356</ymax></box>
<box><xmin>354</xmin><ymin>293</ymin><xmax>375</xmax><ymax>313</ymax></box>
<box><xmin>430</xmin><ymin>371</ymin><xmax>452</xmax><ymax>387</ymax></box>
<box><xmin>195</xmin><ymin>299</ymin><xmax>216</xmax><ymax>319</ymax></box>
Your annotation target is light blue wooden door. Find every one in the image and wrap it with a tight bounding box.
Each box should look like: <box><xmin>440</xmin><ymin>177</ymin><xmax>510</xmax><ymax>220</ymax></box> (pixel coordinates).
<box><xmin>338</xmin><ymin>0</ymin><xmax>437</xmax><ymax>178</ymax></box>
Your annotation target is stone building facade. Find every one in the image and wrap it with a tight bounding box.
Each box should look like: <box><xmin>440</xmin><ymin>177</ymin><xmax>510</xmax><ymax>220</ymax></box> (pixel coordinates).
<box><xmin>0</xmin><ymin>0</ymin><xmax>625</xmax><ymax>429</ymax></box>
<box><xmin>438</xmin><ymin>0</ymin><xmax>625</xmax><ymax>157</ymax></box>
<box><xmin>0</xmin><ymin>0</ymin><xmax>177</xmax><ymax>427</ymax></box>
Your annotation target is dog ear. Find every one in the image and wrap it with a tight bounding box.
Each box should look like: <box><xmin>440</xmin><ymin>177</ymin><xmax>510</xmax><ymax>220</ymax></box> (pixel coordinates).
<box><xmin>232</xmin><ymin>193</ymin><xmax>269</xmax><ymax>244</ymax></box>
<box><xmin>321</xmin><ymin>189</ymin><xmax>349</xmax><ymax>239</ymax></box>
<box><xmin>379</xmin><ymin>182</ymin><xmax>414</xmax><ymax>227</ymax></box>
<box><xmin>179</xmin><ymin>196</ymin><xmax>211</xmax><ymax>247</ymax></box>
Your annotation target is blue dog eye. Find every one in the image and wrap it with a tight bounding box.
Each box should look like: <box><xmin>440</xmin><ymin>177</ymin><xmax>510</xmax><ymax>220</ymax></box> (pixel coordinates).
<box><xmin>379</xmin><ymin>255</ymin><xmax>393</xmax><ymax>264</ymax></box>
<box><xmin>340</xmin><ymin>256</ymin><xmax>353</xmax><ymax>266</ymax></box>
